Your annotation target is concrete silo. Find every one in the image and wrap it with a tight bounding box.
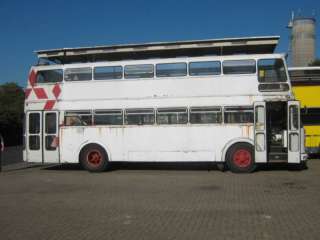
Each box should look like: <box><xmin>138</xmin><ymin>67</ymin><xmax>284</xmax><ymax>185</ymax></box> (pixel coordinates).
<box><xmin>289</xmin><ymin>16</ymin><xmax>316</xmax><ymax>67</ymax></box>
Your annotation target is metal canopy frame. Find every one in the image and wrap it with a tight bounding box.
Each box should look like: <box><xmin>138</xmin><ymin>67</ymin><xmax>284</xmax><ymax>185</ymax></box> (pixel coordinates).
<box><xmin>35</xmin><ymin>36</ymin><xmax>280</xmax><ymax>64</ymax></box>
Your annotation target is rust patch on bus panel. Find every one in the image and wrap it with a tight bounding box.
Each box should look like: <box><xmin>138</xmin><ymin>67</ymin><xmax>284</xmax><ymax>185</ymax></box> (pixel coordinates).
<box><xmin>242</xmin><ymin>126</ymin><xmax>250</xmax><ymax>138</ymax></box>
<box><xmin>97</xmin><ymin>127</ymin><xmax>102</xmax><ymax>137</ymax></box>
<box><xmin>248</xmin><ymin>96</ymin><xmax>254</xmax><ymax>105</ymax></box>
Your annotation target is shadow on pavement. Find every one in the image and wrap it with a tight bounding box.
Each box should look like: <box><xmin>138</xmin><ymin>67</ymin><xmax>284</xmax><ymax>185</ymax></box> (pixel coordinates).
<box><xmin>42</xmin><ymin>164</ymin><xmax>83</xmax><ymax>171</ymax></box>
<box><xmin>43</xmin><ymin>162</ymin><xmax>219</xmax><ymax>171</ymax></box>
<box><xmin>42</xmin><ymin>161</ymin><xmax>310</xmax><ymax>172</ymax></box>
<box><xmin>257</xmin><ymin>162</ymin><xmax>308</xmax><ymax>171</ymax></box>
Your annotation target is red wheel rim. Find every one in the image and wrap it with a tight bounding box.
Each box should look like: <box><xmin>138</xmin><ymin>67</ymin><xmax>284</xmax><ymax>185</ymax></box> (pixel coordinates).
<box><xmin>86</xmin><ymin>150</ymin><xmax>102</xmax><ymax>167</ymax></box>
<box><xmin>233</xmin><ymin>149</ymin><xmax>252</xmax><ymax>168</ymax></box>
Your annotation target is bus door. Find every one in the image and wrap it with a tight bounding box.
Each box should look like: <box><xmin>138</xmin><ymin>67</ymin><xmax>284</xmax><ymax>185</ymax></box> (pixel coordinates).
<box><xmin>26</xmin><ymin>111</ymin><xmax>59</xmax><ymax>163</ymax></box>
<box><xmin>43</xmin><ymin>111</ymin><xmax>59</xmax><ymax>163</ymax></box>
<box><xmin>254</xmin><ymin>102</ymin><xmax>267</xmax><ymax>163</ymax></box>
<box><xmin>26</xmin><ymin>111</ymin><xmax>42</xmax><ymax>163</ymax></box>
<box><xmin>288</xmin><ymin>101</ymin><xmax>300</xmax><ymax>163</ymax></box>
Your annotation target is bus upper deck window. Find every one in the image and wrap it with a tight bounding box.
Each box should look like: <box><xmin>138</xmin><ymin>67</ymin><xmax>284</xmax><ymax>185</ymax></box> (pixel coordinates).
<box><xmin>223</xmin><ymin>60</ymin><xmax>256</xmax><ymax>75</ymax></box>
<box><xmin>36</xmin><ymin>69</ymin><xmax>63</xmax><ymax>83</ymax></box>
<box><xmin>189</xmin><ymin>61</ymin><xmax>221</xmax><ymax>76</ymax></box>
<box><xmin>94</xmin><ymin>66</ymin><xmax>123</xmax><ymax>80</ymax></box>
<box><xmin>156</xmin><ymin>63</ymin><xmax>187</xmax><ymax>77</ymax></box>
<box><xmin>258</xmin><ymin>59</ymin><xmax>287</xmax><ymax>83</ymax></box>
<box><xmin>124</xmin><ymin>64</ymin><xmax>154</xmax><ymax>79</ymax></box>
<box><xmin>65</xmin><ymin>68</ymin><xmax>92</xmax><ymax>81</ymax></box>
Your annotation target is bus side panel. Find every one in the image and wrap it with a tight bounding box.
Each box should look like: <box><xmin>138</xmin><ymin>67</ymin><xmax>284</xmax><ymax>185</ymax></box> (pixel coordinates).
<box><xmin>59</xmin><ymin>125</ymin><xmax>253</xmax><ymax>163</ymax></box>
<box><xmin>304</xmin><ymin>125</ymin><xmax>320</xmax><ymax>154</ymax></box>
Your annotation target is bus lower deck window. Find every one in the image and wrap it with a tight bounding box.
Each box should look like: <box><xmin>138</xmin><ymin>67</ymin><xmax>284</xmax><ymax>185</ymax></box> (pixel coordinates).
<box><xmin>190</xmin><ymin>107</ymin><xmax>222</xmax><ymax>124</ymax></box>
<box><xmin>125</xmin><ymin>109</ymin><xmax>155</xmax><ymax>125</ymax></box>
<box><xmin>157</xmin><ymin>108</ymin><xmax>188</xmax><ymax>124</ymax></box>
<box><xmin>94</xmin><ymin>110</ymin><xmax>123</xmax><ymax>125</ymax></box>
<box><xmin>224</xmin><ymin>106</ymin><xmax>254</xmax><ymax>123</ymax></box>
<box><xmin>65</xmin><ymin>111</ymin><xmax>92</xmax><ymax>126</ymax></box>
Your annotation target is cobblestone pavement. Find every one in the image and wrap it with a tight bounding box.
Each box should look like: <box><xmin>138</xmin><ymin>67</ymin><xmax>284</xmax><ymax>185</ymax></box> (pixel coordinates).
<box><xmin>0</xmin><ymin>161</ymin><xmax>319</xmax><ymax>240</ymax></box>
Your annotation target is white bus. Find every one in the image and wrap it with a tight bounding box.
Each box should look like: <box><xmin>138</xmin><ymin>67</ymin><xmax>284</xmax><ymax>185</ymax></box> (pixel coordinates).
<box><xmin>24</xmin><ymin>39</ymin><xmax>307</xmax><ymax>173</ymax></box>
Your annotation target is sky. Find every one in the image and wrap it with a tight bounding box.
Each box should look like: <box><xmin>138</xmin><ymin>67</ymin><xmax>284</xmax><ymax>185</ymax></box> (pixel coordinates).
<box><xmin>0</xmin><ymin>0</ymin><xmax>319</xmax><ymax>87</ymax></box>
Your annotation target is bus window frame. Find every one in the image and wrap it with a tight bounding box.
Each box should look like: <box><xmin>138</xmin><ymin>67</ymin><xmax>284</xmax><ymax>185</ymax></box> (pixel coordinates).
<box><xmin>35</xmin><ymin>68</ymin><xmax>64</xmax><ymax>85</ymax></box>
<box><xmin>222</xmin><ymin>59</ymin><xmax>257</xmax><ymax>75</ymax></box>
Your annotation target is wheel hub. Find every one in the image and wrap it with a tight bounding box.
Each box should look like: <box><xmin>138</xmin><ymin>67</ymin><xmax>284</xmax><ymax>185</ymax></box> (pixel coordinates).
<box><xmin>233</xmin><ymin>149</ymin><xmax>252</xmax><ymax>168</ymax></box>
<box><xmin>87</xmin><ymin>150</ymin><xmax>102</xmax><ymax>166</ymax></box>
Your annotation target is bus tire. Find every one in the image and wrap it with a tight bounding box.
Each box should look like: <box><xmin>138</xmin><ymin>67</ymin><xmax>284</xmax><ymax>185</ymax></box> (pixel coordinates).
<box><xmin>226</xmin><ymin>143</ymin><xmax>256</xmax><ymax>173</ymax></box>
<box><xmin>80</xmin><ymin>144</ymin><xmax>109</xmax><ymax>172</ymax></box>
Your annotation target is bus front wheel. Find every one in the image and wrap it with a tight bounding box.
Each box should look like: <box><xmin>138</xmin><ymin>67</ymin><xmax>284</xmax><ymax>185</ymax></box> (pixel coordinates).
<box><xmin>226</xmin><ymin>143</ymin><xmax>256</xmax><ymax>173</ymax></box>
<box><xmin>80</xmin><ymin>144</ymin><xmax>109</xmax><ymax>172</ymax></box>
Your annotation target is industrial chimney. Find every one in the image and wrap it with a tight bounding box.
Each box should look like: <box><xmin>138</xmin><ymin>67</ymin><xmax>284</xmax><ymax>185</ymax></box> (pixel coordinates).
<box><xmin>288</xmin><ymin>13</ymin><xmax>316</xmax><ymax>67</ymax></box>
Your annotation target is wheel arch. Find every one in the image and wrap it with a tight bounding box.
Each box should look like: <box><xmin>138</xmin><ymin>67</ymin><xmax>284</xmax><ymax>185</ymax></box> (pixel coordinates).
<box><xmin>221</xmin><ymin>138</ymin><xmax>254</xmax><ymax>162</ymax></box>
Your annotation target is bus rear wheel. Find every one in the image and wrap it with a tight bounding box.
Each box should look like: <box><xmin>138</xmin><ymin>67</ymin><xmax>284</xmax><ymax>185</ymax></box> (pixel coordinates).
<box><xmin>226</xmin><ymin>143</ymin><xmax>256</xmax><ymax>173</ymax></box>
<box><xmin>80</xmin><ymin>144</ymin><xmax>109</xmax><ymax>172</ymax></box>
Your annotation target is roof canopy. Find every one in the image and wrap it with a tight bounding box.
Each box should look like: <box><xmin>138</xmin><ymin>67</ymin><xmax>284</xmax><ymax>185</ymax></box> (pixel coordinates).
<box><xmin>289</xmin><ymin>67</ymin><xmax>320</xmax><ymax>86</ymax></box>
<box><xmin>36</xmin><ymin>36</ymin><xmax>280</xmax><ymax>64</ymax></box>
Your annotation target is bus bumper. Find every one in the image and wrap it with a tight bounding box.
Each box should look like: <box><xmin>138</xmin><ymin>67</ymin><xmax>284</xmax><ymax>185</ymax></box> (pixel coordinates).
<box><xmin>301</xmin><ymin>153</ymin><xmax>308</xmax><ymax>162</ymax></box>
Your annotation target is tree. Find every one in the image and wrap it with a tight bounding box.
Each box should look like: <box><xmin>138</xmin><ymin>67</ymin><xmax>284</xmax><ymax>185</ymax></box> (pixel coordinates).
<box><xmin>309</xmin><ymin>59</ymin><xmax>320</xmax><ymax>66</ymax></box>
<box><xmin>0</xmin><ymin>83</ymin><xmax>24</xmax><ymax>146</ymax></box>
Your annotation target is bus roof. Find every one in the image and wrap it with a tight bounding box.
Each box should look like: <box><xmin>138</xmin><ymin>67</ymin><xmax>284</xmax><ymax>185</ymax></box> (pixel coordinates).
<box><xmin>35</xmin><ymin>36</ymin><xmax>280</xmax><ymax>64</ymax></box>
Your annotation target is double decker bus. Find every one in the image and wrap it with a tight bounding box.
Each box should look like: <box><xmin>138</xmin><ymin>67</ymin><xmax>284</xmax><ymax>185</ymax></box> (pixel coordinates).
<box><xmin>24</xmin><ymin>37</ymin><xmax>307</xmax><ymax>173</ymax></box>
<box><xmin>289</xmin><ymin>66</ymin><xmax>320</xmax><ymax>154</ymax></box>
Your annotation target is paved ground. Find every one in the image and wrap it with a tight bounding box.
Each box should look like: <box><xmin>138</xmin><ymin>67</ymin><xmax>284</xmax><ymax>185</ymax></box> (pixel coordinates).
<box><xmin>0</xmin><ymin>160</ymin><xmax>319</xmax><ymax>240</ymax></box>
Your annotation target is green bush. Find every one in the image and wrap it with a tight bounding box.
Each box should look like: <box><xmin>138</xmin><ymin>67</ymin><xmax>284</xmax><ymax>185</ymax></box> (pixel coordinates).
<box><xmin>0</xmin><ymin>83</ymin><xmax>24</xmax><ymax>146</ymax></box>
